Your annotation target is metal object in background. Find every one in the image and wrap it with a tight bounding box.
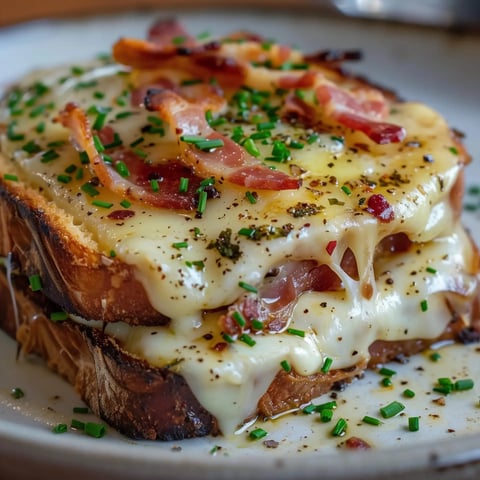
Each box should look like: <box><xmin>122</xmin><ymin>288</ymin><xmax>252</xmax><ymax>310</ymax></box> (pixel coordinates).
<box><xmin>332</xmin><ymin>0</ymin><xmax>480</xmax><ymax>30</ymax></box>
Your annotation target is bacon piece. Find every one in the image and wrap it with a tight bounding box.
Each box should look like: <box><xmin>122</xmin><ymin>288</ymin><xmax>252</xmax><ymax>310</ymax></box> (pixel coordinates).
<box><xmin>365</xmin><ymin>194</ymin><xmax>395</xmax><ymax>223</ymax></box>
<box><xmin>147</xmin><ymin>18</ymin><xmax>197</xmax><ymax>47</ymax></box>
<box><xmin>315</xmin><ymin>84</ymin><xmax>406</xmax><ymax>144</ymax></box>
<box><xmin>112</xmin><ymin>37</ymin><xmax>245</xmax><ymax>89</ymax></box>
<box><xmin>220</xmin><ymin>260</ymin><xmax>341</xmax><ymax>335</ymax></box>
<box><xmin>147</xmin><ymin>90</ymin><xmax>301</xmax><ymax>191</ymax></box>
<box><xmin>59</xmin><ymin>102</ymin><xmax>203</xmax><ymax>210</ymax></box>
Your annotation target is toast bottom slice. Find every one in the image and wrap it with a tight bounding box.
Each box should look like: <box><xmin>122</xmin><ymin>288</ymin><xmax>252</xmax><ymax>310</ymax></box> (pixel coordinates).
<box><xmin>0</xmin><ymin>271</ymin><xmax>220</xmax><ymax>440</ymax></box>
<box><xmin>1</xmin><ymin>268</ymin><xmax>477</xmax><ymax>440</ymax></box>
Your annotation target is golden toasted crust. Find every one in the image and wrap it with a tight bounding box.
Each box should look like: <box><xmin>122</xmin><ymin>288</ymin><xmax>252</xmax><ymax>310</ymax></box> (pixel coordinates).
<box><xmin>0</xmin><ymin>175</ymin><xmax>168</xmax><ymax>325</ymax></box>
<box><xmin>0</xmin><ymin>271</ymin><xmax>220</xmax><ymax>440</ymax></box>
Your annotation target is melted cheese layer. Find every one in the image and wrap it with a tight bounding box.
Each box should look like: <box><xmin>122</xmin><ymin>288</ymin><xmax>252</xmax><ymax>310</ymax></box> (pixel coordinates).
<box><xmin>1</xmin><ymin>59</ymin><xmax>477</xmax><ymax>435</ymax></box>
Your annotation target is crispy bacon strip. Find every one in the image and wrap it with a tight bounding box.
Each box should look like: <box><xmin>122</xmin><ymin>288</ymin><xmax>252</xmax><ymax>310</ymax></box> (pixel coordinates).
<box><xmin>59</xmin><ymin>102</ymin><xmax>203</xmax><ymax>210</ymax></box>
<box><xmin>279</xmin><ymin>71</ymin><xmax>406</xmax><ymax>144</ymax></box>
<box><xmin>147</xmin><ymin>90</ymin><xmax>301</xmax><ymax>190</ymax></box>
<box><xmin>147</xmin><ymin>18</ymin><xmax>197</xmax><ymax>46</ymax></box>
<box><xmin>220</xmin><ymin>261</ymin><xmax>342</xmax><ymax>335</ymax></box>
<box><xmin>113</xmin><ymin>37</ymin><xmax>246</xmax><ymax>89</ymax></box>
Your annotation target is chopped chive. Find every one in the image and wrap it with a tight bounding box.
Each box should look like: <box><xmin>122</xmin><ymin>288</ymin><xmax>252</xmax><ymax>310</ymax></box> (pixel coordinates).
<box><xmin>408</xmin><ymin>416</ymin><xmax>420</xmax><ymax>432</ymax></box>
<box><xmin>231</xmin><ymin>126</ymin><xmax>245</xmax><ymax>143</ymax></box>
<box><xmin>92</xmin><ymin>200</ymin><xmax>113</xmax><ymax>209</ymax></box>
<box><xmin>36</xmin><ymin>121</ymin><xmax>46</xmax><ymax>134</ymax></box>
<box><xmin>180</xmin><ymin>134</ymin><xmax>205</xmax><ymax>144</ymax></box>
<box><xmin>455</xmin><ymin>378</ymin><xmax>474</xmax><ymax>391</ymax></box>
<box><xmin>120</xmin><ymin>199</ymin><xmax>131</xmax><ymax>208</ymax></box>
<box><xmin>47</xmin><ymin>140</ymin><xmax>65</xmax><ymax>149</ymax></box>
<box><xmin>85</xmin><ymin>422</ymin><xmax>106</xmax><ymax>438</ymax></box>
<box><xmin>79</xmin><ymin>151</ymin><xmax>90</xmax><ymax>164</ymax></box>
<box><xmin>239</xmin><ymin>333</ymin><xmax>256</xmax><ymax>347</ymax></box>
<box><xmin>302</xmin><ymin>404</ymin><xmax>317</xmax><ymax>415</ymax></box>
<box><xmin>315</xmin><ymin>401</ymin><xmax>337</xmax><ymax>412</ymax></box>
<box><xmin>52</xmin><ymin>423</ymin><xmax>68</xmax><ymax>434</ymax></box>
<box><xmin>57</xmin><ymin>174</ymin><xmax>72</xmax><ymax>184</ymax></box>
<box><xmin>232</xmin><ymin>311</ymin><xmax>246</xmax><ymax>328</ymax></box>
<box><xmin>331</xmin><ymin>418</ymin><xmax>347</xmax><ymax>437</ymax></box>
<box><xmin>243</xmin><ymin>138</ymin><xmax>261</xmax><ymax>157</ymax></box>
<box><xmin>197</xmin><ymin>190</ymin><xmax>208</xmax><ymax>215</ymax></box>
<box><xmin>172</xmin><ymin>241</ymin><xmax>188</xmax><ymax>249</ymax></box>
<box><xmin>307</xmin><ymin>133</ymin><xmax>319</xmax><ymax>144</ymax></box>
<box><xmin>41</xmin><ymin>149</ymin><xmax>60</xmax><ymax>163</ymax></box>
<box><xmin>449</xmin><ymin>146</ymin><xmax>459</xmax><ymax>155</ymax></box>
<box><xmin>81</xmin><ymin>183</ymin><xmax>100</xmax><ymax>197</ymax></box>
<box><xmin>70</xmin><ymin>419</ymin><xmax>85</xmax><ymax>430</ymax></box>
<box><xmin>115</xmin><ymin>111</ymin><xmax>135</xmax><ymax>119</ymax></box>
<box><xmin>11</xmin><ymin>387</ymin><xmax>25</xmax><ymax>399</ymax></box>
<box><xmin>29</xmin><ymin>274</ymin><xmax>42</xmax><ymax>292</ymax></box>
<box><xmin>245</xmin><ymin>191</ymin><xmax>257</xmax><ymax>204</ymax></box>
<box><xmin>379</xmin><ymin>401</ymin><xmax>405</xmax><ymax>419</ymax></box>
<box><xmin>381</xmin><ymin>377</ymin><xmax>393</xmax><ymax>387</ymax></box>
<box><xmin>50</xmin><ymin>311</ymin><xmax>68</xmax><ymax>322</ymax></box>
<box><xmin>109</xmin><ymin>250</ymin><xmax>116</xmax><ymax>258</ymax></box>
<box><xmin>150</xmin><ymin>178</ymin><xmax>160</xmax><ymax>192</ymax></box>
<box><xmin>238</xmin><ymin>281</ymin><xmax>258</xmax><ymax>293</ymax></box>
<box><xmin>238</xmin><ymin>227</ymin><xmax>256</xmax><ymax>237</ymax></box>
<box><xmin>3</xmin><ymin>173</ymin><xmax>18</xmax><ymax>182</ymax></box>
<box><xmin>115</xmin><ymin>161</ymin><xmax>130</xmax><ymax>177</ymax></box>
<box><xmin>362</xmin><ymin>415</ymin><xmax>382</xmax><ymax>426</ymax></box>
<box><xmin>403</xmin><ymin>388</ymin><xmax>416</xmax><ymax>398</ymax></box>
<box><xmin>249</xmin><ymin>131</ymin><xmax>271</xmax><ymax>141</ymax></box>
<box><xmin>22</xmin><ymin>140</ymin><xmax>41</xmax><ymax>154</ymax></box>
<box><xmin>341</xmin><ymin>185</ymin><xmax>352</xmax><ymax>196</ymax></box>
<box><xmin>92</xmin><ymin>109</ymin><xmax>109</xmax><ymax>130</ymax></box>
<box><xmin>256</xmin><ymin>121</ymin><xmax>276</xmax><ymax>131</ymax></box>
<box><xmin>430</xmin><ymin>351</ymin><xmax>441</xmax><ymax>362</ymax></box>
<box><xmin>280</xmin><ymin>359</ymin><xmax>292</xmax><ymax>373</ymax></box>
<box><xmin>93</xmin><ymin>91</ymin><xmax>105</xmax><ymax>100</ymax></box>
<box><xmin>331</xmin><ymin>135</ymin><xmax>345</xmax><ymax>144</ymax></box>
<box><xmin>195</xmin><ymin>138</ymin><xmax>224</xmax><ymax>151</ymax></box>
<box><xmin>65</xmin><ymin>164</ymin><xmax>77</xmax><ymax>174</ymax></box>
<box><xmin>249</xmin><ymin>428</ymin><xmax>268</xmax><ymax>440</ymax></box>
<box><xmin>426</xmin><ymin>266</ymin><xmax>437</xmax><ymax>274</ymax></box>
<box><xmin>286</xmin><ymin>328</ymin><xmax>305</xmax><ymax>338</ymax></box>
<box><xmin>420</xmin><ymin>299</ymin><xmax>429</xmax><ymax>312</ymax></box>
<box><xmin>92</xmin><ymin>135</ymin><xmax>105</xmax><ymax>152</ymax></box>
<box><xmin>73</xmin><ymin>406</ymin><xmax>90</xmax><ymax>414</ymax></box>
<box><xmin>133</xmin><ymin>147</ymin><xmax>148</xmax><ymax>159</ymax></box>
<box><xmin>289</xmin><ymin>140</ymin><xmax>304</xmax><ymax>149</ymax></box>
<box><xmin>130</xmin><ymin>136</ymin><xmax>144</xmax><ymax>148</ymax></box>
<box><xmin>319</xmin><ymin>409</ymin><xmax>333</xmax><ymax>423</ymax></box>
<box><xmin>222</xmin><ymin>333</ymin><xmax>235</xmax><ymax>343</ymax></box>
<box><xmin>103</xmin><ymin>132</ymin><xmax>123</xmax><ymax>149</ymax></box>
<box><xmin>321</xmin><ymin>357</ymin><xmax>333</xmax><ymax>373</ymax></box>
<box><xmin>251</xmin><ymin>319</ymin><xmax>263</xmax><ymax>330</ymax></box>
<box><xmin>378</xmin><ymin>367</ymin><xmax>396</xmax><ymax>377</ymax></box>
<box><xmin>179</xmin><ymin>177</ymin><xmax>189</xmax><ymax>193</ymax></box>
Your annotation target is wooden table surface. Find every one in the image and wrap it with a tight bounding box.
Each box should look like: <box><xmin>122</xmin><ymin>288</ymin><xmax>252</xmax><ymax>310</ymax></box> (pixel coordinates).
<box><xmin>1</xmin><ymin>0</ymin><xmax>326</xmax><ymax>26</ymax></box>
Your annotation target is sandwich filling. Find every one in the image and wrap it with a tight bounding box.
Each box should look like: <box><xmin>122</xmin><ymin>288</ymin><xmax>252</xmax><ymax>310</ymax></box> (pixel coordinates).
<box><xmin>0</xmin><ymin>21</ymin><xmax>478</xmax><ymax>435</ymax></box>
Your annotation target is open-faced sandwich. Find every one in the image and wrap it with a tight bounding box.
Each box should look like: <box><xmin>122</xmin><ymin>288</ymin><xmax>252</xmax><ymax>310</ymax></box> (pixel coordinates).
<box><xmin>1</xmin><ymin>19</ymin><xmax>479</xmax><ymax>440</ymax></box>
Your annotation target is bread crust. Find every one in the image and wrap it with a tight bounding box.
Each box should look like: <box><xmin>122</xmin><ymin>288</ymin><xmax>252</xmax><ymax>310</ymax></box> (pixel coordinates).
<box><xmin>0</xmin><ymin>176</ymin><xmax>168</xmax><ymax>325</ymax></box>
<box><xmin>0</xmin><ymin>271</ymin><xmax>220</xmax><ymax>440</ymax></box>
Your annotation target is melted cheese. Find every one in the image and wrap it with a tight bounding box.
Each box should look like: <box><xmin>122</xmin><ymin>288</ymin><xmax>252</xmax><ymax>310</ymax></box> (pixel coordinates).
<box><xmin>1</xmin><ymin>58</ymin><xmax>477</xmax><ymax>435</ymax></box>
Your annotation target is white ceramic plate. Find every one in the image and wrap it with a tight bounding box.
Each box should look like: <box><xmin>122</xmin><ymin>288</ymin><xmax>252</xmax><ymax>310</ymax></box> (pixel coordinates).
<box><xmin>1</xmin><ymin>9</ymin><xmax>480</xmax><ymax>480</ymax></box>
